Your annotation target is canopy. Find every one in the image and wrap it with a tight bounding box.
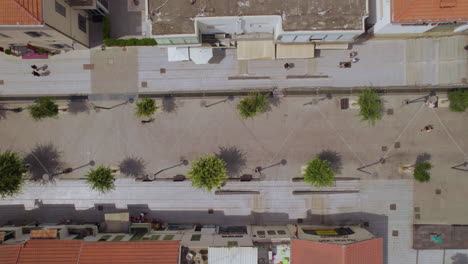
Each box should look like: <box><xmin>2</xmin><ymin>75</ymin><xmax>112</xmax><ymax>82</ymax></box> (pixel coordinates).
<box><xmin>167</xmin><ymin>47</ymin><xmax>189</xmax><ymax>62</ymax></box>
<box><xmin>276</xmin><ymin>44</ymin><xmax>315</xmax><ymax>59</ymax></box>
<box><xmin>190</xmin><ymin>47</ymin><xmax>213</xmax><ymax>64</ymax></box>
<box><xmin>237</xmin><ymin>40</ymin><xmax>275</xmax><ymax>60</ymax></box>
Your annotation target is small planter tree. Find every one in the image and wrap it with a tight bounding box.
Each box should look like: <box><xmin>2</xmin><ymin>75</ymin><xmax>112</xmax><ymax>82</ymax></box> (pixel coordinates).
<box><xmin>86</xmin><ymin>166</ymin><xmax>115</xmax><ymax>193</ymax></box>
<box><xmin>413</xmin><ymin>161</ymin><xmax>431</xmax><ymax>183</ymax></box>
<box><xmin>448</xmin><ymin>90</ymin><xmax>468</xmax><ymax>112</ymax></box>
<box><xmin>188</xmin><ymin>155</ymin><xmax>227</xmax><ymax>191</ymax></box>
<box><xmin>0</xmin><ymin>151</ymin><xmax>28</xmax><ymax>197</ymax></box>
<box><xmin>357</xmin><ymin>88</ymin><xmax>382</xmax><ymax>126</ymax></box>
<box><xmin>29</xmin><ymin>97</ymin><xmax>59</xmax><ymax>120</ymax></box>
<box><xmin>135</xmin><ymin>98</ymin><xmax>159</xmax><ymax>119</ymax></box>
<box><xmin>303</xmin><ymin>158</ymin><xmax>335</xmax><ymax>188</ymax></box>
<box><xmin>238</xmin><ymin>92</ymin><xmax>268</xmax><ymax>119</ymax></box>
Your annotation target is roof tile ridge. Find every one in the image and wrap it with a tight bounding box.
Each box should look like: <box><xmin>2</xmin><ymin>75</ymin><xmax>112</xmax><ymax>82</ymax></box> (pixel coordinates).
<box><xmin>392</xmin><ymin>0</ymin><xmax>422</xmax><ymax>22</ymax></box>
<box><xmin>15</xmin><ymin>243</ymin><xmax>24</xmax><ymax>264</ymax></box>
<box><xmin>76</xmin><ymin>240</ymin><xmax>84</xmax><ymax>264</ymax></box>
<box><xmin>12</xmin><ymin>0</ymin><xmax>42</xmax><ymax>24</ymax></box>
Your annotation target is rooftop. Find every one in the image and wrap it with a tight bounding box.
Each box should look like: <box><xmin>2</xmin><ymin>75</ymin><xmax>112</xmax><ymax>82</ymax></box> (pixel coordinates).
<box><xmin>0</xmin><ymin>0</ymin><xmax>42</xmax><ymax>25</ymax></box>
<box><xmin>148</xmin><ymin>0</ymin><xmax>367</xmax><ymax>35</ymax></box>
<box><xmin>2</xmin><ymin>240</ymin><xmax>181</xmax><ymax>264</ymax></box>
<box><xmin>413</xmin><ymin>225</ymin><xmax>468</xmax><ymax>249</ymax></box>
<box><xmin>291</xmin><ymin>238</ymin><xmax>383</xmax><ymax>264</ymax></box>
<box><xmin>392</xmin><ymin>0</ymin><xmax>468</xmax><ymax>23</ymax></box>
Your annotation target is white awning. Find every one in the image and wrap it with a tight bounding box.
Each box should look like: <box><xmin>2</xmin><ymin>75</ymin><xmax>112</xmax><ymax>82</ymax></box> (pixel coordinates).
<box><xmin>237</xmin><ymin>40</ymin><xmax>275</xmax><ymax>60</ymax></box>
<box><xmin>208</xmin><ymin>247</ymin><xmax>258</xmax><ymax>264</ymax></box>
<box><xmin>190</xmin><ymin>47</ymin><xmax>213</xmax><ymax>64</ymax></box>
<box><xmin>276</xmin><ymin>44</ymin><xmax>315</xmax><ymax>59</ymax></box>
<box><xmin>168</xmin><ymin>47</ymin><xmax>189</xmax><ymax>62</ymax></box>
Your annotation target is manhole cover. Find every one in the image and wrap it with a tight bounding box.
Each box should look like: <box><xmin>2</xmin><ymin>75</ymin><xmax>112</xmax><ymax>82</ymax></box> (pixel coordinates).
<box><xmin>160</xmin><ymin>68</ymin><xmax>166</xmax><ymax>74</ymax></box>
<box><xmin>387</xmin><ymin>109</ymin><xmax>394</xmax><ymax>115</ymax></box>
<box><xmin>390</xmin><ymin>204</ymin><xmax>397</xmax><ymax>210</ymax></box>
<box><xmin>392</xmin><ymin>230</ymin><xmax>399</xmax><ymax>237</ymax></box>
<box><xmin>394</xmin><ymin>142</ymin><xmax>401</xmax><ymax>148</ymax></box>
<box><xmin>381</xmin><ymin>146</ymin><xmax>387</xmax><ymax>151</ymax></box>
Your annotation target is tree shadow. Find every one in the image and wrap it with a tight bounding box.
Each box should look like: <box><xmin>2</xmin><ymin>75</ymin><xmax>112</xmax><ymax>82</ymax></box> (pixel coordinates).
<box><xmin>24</xmin><ymin>143</ymin><xmax>64</xmax><ymax>182</ymax></box>
<box><xmin>265</xmin><ymin>94</ymin><xmax>282</xmax><ymax>112</ymax></box>
<box><xmin>416</xmin><ymin>153</ymin><xmax>431</xmax><ymax>164</ymax></box>
<box><xmin>67</xmin><ymin>99</ymin><xmax>90</xmax><ymax>115</ymax></box>
<box><xmin>216</xmin><ymin>146</ymin><xmax>247</xmax><ymax>177</ymax></box>
<box><xmin>0</xmin><ymin>105</ymin><xmax>7</xmax><ymax>120</ymax></box>
<box><xmin>119</xmin><ymin>156</ymin><xmax>146</xmax><ymax>178</ymax></box>
<box><xmin>162</xmin><ymin>95</ymin><xmax>177</xmax><ymax>113</ymax></box>
<box><xmin>317</xmin><ymin>149</ymin><xmax>343</xmax><ymax>174</ymax></box>
<box><xmin>452</xmin><ymin>253</ymin><xmax>468</xmax><ymax>264</ymax></box>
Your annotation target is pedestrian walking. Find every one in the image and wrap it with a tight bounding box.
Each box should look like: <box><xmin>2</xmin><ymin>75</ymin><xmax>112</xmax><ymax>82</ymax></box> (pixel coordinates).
<box><xmin>32</xmin><ymin>71</ymin><xmax>40</xmax><ymax>77</ymax></box>
<box><xmin>421</xmin><ymin>125</ymin><xmax>434</xmax><ymax>132</ymax></box>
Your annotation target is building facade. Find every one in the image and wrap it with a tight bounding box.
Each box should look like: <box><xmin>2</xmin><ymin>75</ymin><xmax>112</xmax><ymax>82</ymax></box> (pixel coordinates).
<box><xmin>0</xmin><ymin>0</ymin><xmax>109</xmax><ymax>54</ymax></box>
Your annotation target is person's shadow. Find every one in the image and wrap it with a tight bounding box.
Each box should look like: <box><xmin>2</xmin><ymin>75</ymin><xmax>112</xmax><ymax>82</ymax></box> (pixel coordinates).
<box><xmin>40</xmin><ymin>70</ymin><xmax>50</xmax><ymax>76</ymax></box>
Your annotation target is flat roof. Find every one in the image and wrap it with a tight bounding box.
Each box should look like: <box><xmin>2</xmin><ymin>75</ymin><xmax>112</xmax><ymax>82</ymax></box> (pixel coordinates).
<box><xmin>413</xmin><ymin>225</ymin><xmax>468</xmax><ymax>249</ymax></box>
<box><xmin>392</xmin><ymin>0</ymin><xmax>468</xmax><ymax>23</ymax></box>
<box><xmin>149</xmin><ymin>0</ymin><xmax>367</xmax><ymax>35</ymax></box>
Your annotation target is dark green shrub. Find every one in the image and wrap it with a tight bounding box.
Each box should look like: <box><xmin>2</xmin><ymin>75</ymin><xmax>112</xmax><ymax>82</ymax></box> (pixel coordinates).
<box><xmin>303</xmin><ymin>158</ymin><xmax>335</xmax><ymax>188</ymax></box>
<box><xmin>4</xmin><ymin>49</ymin><xmax>12</xmax><ymax>55</ymax></box>
<box><xmin>413</xmin><ymin>162</ymin><xmax>431</xmax><ymax>183</ymax></box>
<box><xmin>86</xmin><ymin>166</ymin><xmax>115</xmax><ymax>193</ymax></box>
<box><xmin>135</xmin><ymin>98</ymin><xmax>158</xmax><ymax>118</ymax></box>
<box><xmin>357</xmin><ymin>88</ymin><xmax>382</xmax><ymax>126</ymax></box>
<box><xmin>103</xmin><ymin>16</ymin><xmax>111</xmax><ymax>39</ymax></box>
<box><xmin>238</xmin><ymin>92</ymin><xmax>268</xmax><ymax>119</ymax></box>
<box><xmin>103</xmin><ymin>38</ymin><xmax>157</xmax><ymax>47</ymax></box>
<box><xmin>188</xmin><ymin>155</ymin><xmax>227</xmax><ymax>191</ymax></box>
<box><xmin>28</xmin><ymin>97</ymin><xmax>59</xmax><ymax>120</ymax></box>
<box><xmin>0</xmin><ymin>151</ymin><xmax>28</xmax><ymax>197</ymax></box>
<box><xmin>448</xmin><ymin>90</ymin><xmax>468</xmax><ymax>112</ymax></box>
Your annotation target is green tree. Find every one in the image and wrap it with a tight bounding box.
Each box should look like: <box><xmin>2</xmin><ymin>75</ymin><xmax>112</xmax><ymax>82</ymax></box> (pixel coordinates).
<box><xmin>448</xmin><ymin>90</ymin><xmax>468</xmax><ymax>112</ymax></box>
<box><xmin>0</xmin><ymin>151</ymin><xmax>28</xmax><ymax>197</ymax></box>
<box><xmin>303</xmin><ymin>158</ymin><xmax>335</xmax><ymax>188</ymax></box>
<box><xmin>238</xmin><ymin>92</ymin><xmax>268</xmax><ymax>119</ymax></box>
<box><xmin>357</xmin><ymin>88</ymin><xmax>382</xmax><ymax>126</ymax></box>
<box><xmin>135</xmin><ymin>98</ymin><xmax>159</xmax><ymax>119</ymax></box>
<box><xmin>188</xmin><ymin>155</ymin><xmax>227</xmax><ymax>191</ymax></box>
<box><xmin>28</xmin><ymin>97</ymin><xmax>59</xmax><ymax>120</ymax></box>
<box><xmin>86</xmin><ymin>166</ymin><xmax>115</xmax><ymax>193</ymax></box>
<box><xmin>413</xmin><ymin>161</ymin><xmax>431</xmax><ymax>183</ymax></box>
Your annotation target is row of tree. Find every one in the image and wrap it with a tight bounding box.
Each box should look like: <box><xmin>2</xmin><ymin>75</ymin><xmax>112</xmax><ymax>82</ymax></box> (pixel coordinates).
<box><xmin>0</xmin><ymin>150</ymin><xmax>432</xmax><ymax>197</ymax></box>
<box><xmin>19</xmin><ymin>89</ymin><xmax>468</xmax><ymax>122</ymax></box>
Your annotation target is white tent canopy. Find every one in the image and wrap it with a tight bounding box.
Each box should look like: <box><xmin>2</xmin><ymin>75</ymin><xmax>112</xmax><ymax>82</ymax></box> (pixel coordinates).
<box><xmin>167</xmin><ymin>47</ymin><xmax>189</xmax><ymax>62</ymax></box>
<box><xmin>208</xmin><ymin>247</ymin><xmax>257</xmax><ymax>264</ymax></box>
<box><xmin>190</xmin><ymin>47</ymin><xmax>213</xmax><ymax>64</ymax></box>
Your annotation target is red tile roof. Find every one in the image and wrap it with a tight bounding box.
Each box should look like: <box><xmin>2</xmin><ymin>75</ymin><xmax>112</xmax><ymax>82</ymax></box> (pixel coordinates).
<box><xmin>0</xmin><ymin>244</ymin><xmax>22</xmax><ymax>264</ymax></box>
<box><xmin>1</xmin><ymin>240</ymin><xmax>181</xmax><ymax>264</ymax></box>
<box><xmin>17</xmin><ymin>240</ymin><xmax>82</xmax><ymax>264</ymax></box>
<box><xmin>392</xmin><ymin>0</ymin><xmax>468</xmax><ymax>23</ymax></box>
<box><xmin>291</xmin><ymin>238</ymin><xmax>383</xmax><ymax>264</ymax></box>
<box><xmin>0</xmin><ymin>0</ymin><xmax>42</xmax><ymax>25</ymax></box>
<box><xmin>79</xmin><ymin>241</ymin><xmax>181</xmax><ymax>264</ymax></box>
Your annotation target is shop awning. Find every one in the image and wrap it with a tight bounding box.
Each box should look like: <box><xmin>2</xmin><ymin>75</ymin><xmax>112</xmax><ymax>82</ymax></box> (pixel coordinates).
<box><xmin>168</xmin><ymin>47</ymin><xmax>189</xmax><ymax>62</ymax></box>
<box><xmin>209</xmin><ymin>247</ymin><xmax>258</xmax><ymax>264</ymax></box>
<box><xmin>276</xmin><ymin>44</ymin><xmax>315</xmax><ymax>59</ymax></box>
<box><xmin>237</xmin><ymin>40</ymin><xmax>275</xmax><ymax>60</ymax></box>
<box><xmin>190</xmin><ymin>47</ymin><xmax>213</xmax><ymax>64</ymax></box>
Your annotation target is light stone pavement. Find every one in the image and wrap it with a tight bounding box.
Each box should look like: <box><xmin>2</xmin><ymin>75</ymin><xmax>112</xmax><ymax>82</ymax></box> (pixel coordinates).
<box><xmin>0</xmin><ymin>35</ymin><xmax>466</xmax><ymax>96</ymax></box>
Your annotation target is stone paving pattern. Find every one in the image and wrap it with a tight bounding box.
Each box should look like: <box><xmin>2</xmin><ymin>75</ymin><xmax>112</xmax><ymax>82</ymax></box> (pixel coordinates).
<box><xmin>0</xmin><ymin>35</ymin><xmax>466</xmax><ymax>95</ymax></box>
